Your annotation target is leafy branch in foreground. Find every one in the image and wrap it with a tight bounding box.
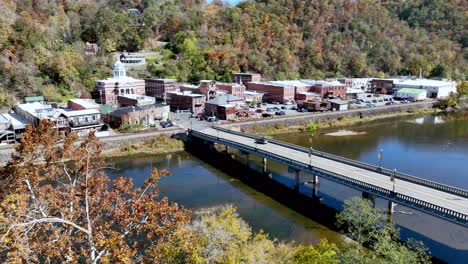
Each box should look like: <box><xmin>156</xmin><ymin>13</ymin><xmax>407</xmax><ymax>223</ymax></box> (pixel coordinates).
<box><xmin>0</xmin><ymin>120</ymin><xmax>191</xmax><ymax>263</ymax></box>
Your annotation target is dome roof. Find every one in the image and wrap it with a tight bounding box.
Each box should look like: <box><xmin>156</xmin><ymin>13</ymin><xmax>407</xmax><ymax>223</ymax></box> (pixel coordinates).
<box><xmin>113</xmin><ymin>59</ymin><xmax>124</xmax><ymax>68</ymax></box>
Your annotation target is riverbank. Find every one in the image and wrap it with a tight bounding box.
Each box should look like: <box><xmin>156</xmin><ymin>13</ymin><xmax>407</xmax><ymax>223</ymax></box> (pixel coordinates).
<box><xmin>102</xmin><ymin>135</ymin><xmax>184</xmax><ymax>158</ymax></box>
<box><xmin>242</xmin><ymin>107</ymin><xmax>440</xmax><ymax>136</ymax></box>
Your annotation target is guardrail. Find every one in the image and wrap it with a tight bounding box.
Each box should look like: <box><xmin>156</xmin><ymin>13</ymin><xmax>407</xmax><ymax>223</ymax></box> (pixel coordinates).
<box><xmin>212</xmin><ymin>126</ymin><xmax>468</xmax><ymax>199</ymax></box>
<box><xmin>188</xmin><ymin>129</ymin><xmax>468</xmax><ymax>226</ymax></box>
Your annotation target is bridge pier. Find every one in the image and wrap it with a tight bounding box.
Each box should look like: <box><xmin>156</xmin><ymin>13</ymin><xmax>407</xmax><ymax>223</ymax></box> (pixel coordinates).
<box><xmin>387</xmin><ymin>200</ymin><xmax>395</xmax><ymax>215</ymax></box>
<box><xmin>294</xmin><ymin>170</ymin><xmax>300</xmax><ymax>192</ymax></box>
<box><xmin>225</xmin><ymin>145</ymin><xmax>229</xmax><ymax>154</ymax></box>
<box><xmin>362</xmin><ymin>192</ymin><xmax>376</xmax><ymax>208</ymax></box>
<box><xmin>262</xmin><ymin>157</ymin><xmax>267</xmax><ymax>173</ymax></box>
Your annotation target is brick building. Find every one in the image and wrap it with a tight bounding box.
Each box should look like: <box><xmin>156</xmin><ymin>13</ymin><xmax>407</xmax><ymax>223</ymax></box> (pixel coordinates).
<box><xmin>245</xmin><ymin>82</ymin><xmax>295</xmax><ymax>103</ymax></box>
<box><xmin>205</xmin><ymin>95</ymin><xmax>243</xmax><ymax>120</ymax></box>
<box><xmin>107</xmin><ymin>104</ymin><xmax>170</xmax><ymax>128</ymax></box>
<box><xmin>370</xmin><ymin>79</ymin><xmax>395</xmax><ymax>94</ymax></box>
<box><xmin>233</xmin><ymin>73</ymin><xmax>261</xmax><ymax>85</ymax></box>
<box><xmin>117</xmin><ymin>94</ymin><xmax>156</xmax><ymax>107</ymax></box>
<box><xmin>216</xmin><ymin>83</ymin><xmax>245</xmax><ymax>98</ymax></box>
<box><xmin>94</xmin><ymin>59</ymin><xmax>145</xmax><ymax>105</ymax></box>
<box><xmin>144</xmin><ymin>78</ymin><xmax>178</xmax><ymax>101</ymax></box>
<box><xmin>302</xmin><ymin>80</ymin><xmax>346</xmax><ymax>99</ymax></box>
<box><xmin>68</xmin><ymin>99</ymin><xmax>100</xmax><ymax>111</ymax></box>
<box><xmin>166</xmin><ymin>91</ymin><xmax>206</xmax><ymax>113</ymax></box>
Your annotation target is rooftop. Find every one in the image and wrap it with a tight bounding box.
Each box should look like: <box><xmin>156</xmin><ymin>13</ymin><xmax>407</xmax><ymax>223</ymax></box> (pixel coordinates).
<box><xmin>328</xmin><ymin>99</ymin><xmax>349</xmax><ymax>105</ymax></box>
<box><xmin>244</xmin><ymin>90</ymin><xmax>267</xmax><ymax>95</ymax></box>
<box><xmin>268</xmin><ymin>80</ymin><xmax>310</xmax><ymax>87</ymax></box>
<box><xmin>206</xmin><ymin>95</ymin><xmax>243</xmax><ymax>105</ymax></box>
<box><xmin>1</xmin><ymin>113</ymin><xmax>31</xmax><ymax>130</ymax></box>
<box><xmin>69</xmin><ymin>99</ymin><xmax>100</xmax><ymax>109</ymax></box>
<box><xmin>62</xmin><ymin>109</ymin><xmax>100</xmax><ymax>118</ymax></box>
<box><xmin>24</xmin><ymin>96</ymin><xmax>45</xmax><ymax>103</ymax></box>
<box><xmin>393</xmin><ymin>78</ymin><xmax>456</xmax><ymax>87</ymax></box>
<box><xmin>396</xmin><ymin>88</ymin><xmax>427</xmax><ymax>94</ymax></box>
<box><xmin>110</xmin><ymin>104</ymin><xmax>168</xmax><ymax>117</ymax></box>
<box><xmin>167</xmin><ymin>91</ymin><xmax>204</xmax><ymax>97</ymax></box>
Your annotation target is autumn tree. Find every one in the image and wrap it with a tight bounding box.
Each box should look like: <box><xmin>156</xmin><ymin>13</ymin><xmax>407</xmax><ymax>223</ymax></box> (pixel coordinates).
<box><xmin>0</xmin><ymin>121</ymin><xmax>192</xmax><ymax>263</ymax></box>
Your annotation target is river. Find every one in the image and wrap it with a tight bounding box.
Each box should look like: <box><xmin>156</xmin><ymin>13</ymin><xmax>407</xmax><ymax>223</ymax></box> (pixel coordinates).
<box><xmin>105</xmin><ymin>113</ymin><xmax>468</xmax><ymax>263</ymax></box>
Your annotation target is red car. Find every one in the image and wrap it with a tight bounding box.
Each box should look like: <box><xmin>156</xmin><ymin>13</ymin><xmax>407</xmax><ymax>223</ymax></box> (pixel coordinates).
<box><xmin>197</xmin><ymin>114</ymin><xmax>204</xmax><ymax>120</ymax></box>
<box><xmin>255</xmin><ymin>109</ymin><xmax>264</xmax><ymax>113</ymax></box>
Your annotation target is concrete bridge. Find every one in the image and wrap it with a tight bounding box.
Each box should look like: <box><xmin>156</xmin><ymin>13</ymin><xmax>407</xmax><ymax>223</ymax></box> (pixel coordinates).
<box><xmin>187</xmin><ymin>127</ymin><xmax>468</xmax><ymax>228</ymax></box>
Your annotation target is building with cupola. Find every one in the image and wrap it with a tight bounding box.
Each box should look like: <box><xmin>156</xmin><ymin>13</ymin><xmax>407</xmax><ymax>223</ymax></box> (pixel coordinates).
<box><xmin>93</xmin><ymin>59</ymin><xmax>146</xmax><ymax>105</ymax></box>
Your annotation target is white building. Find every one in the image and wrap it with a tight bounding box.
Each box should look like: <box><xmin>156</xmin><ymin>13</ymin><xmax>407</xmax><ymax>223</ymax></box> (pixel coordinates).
<box><xmin>392</xmin><ymin>79</ymin><xmax>456</xmax><ymax>99</ymax></box>
<box><xmin>395</xmin><ymin>88</ymin><xmax>427</xmax><ymax>101</ymax></box>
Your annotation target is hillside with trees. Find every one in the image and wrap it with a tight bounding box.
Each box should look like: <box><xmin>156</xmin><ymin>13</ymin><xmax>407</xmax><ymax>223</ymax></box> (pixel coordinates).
<box><xmin>0</xmin><ymin>0</ymin><xmax>466</xmax><ymax>107</ymax></box>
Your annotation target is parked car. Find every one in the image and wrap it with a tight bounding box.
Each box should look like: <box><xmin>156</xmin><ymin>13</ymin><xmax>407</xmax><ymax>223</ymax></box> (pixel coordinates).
<box><xmin>160</xmin><ymin>121</ymin><xmax>173</xmax><ymax>128</ymax></box>
<box><xmin>206</xmin><ymin>116</ymin><xmax>217</xmax><ymax>122</ymax></box>
<box><xmin>384</xmin><ymin>98</ymin><xmax>389</xmax><ymax>101</ymax></box>
<box><xmin>255</xmin><ymin>137</ymin><xmax>269</xmax><ymax>144</ymax></box>
<box><xmin>275</xmin><ymin>111</ymin><xmax>286</xmax><ymax>116</ymax></box>
<box><xmin>272</xmin><ymin>107</ymin><xmax>280</xmax><ymax>111</ymax></box>
<box><xmin>372</xmin><ymin>99</ymin><xmax>377</xmax><ymax>103</ymax></box>
<box><xmin>266</xmin><ymin>108</ymin><xmax>274</xmax><ymax>112</ymax></box>
<box><xmin>262</xmin><ymin>113</ymin><xmax>273</xmax><ymax>118</ymax></box>
<box><xmin>290</xmin><ymin>106</ymin><xmax>297</xmax><ymax>110</ymax></box>
<box><xmin>358</xmin><ymin>99</ymin><xmax>365</xmax><ymax>103</ymax></box>
<box><xmin>281</xmin><ymin>106</ymin><xmax>287</xmax><ymax>110</ymax></box>
<box><xmin>401</xmin><ymin>100</ymin><xmax>409</xmax><ymax>104</ymax></box>
<box><xmin>255</xmin><ymin>109</ymin><xmax>264</xmax><ymax>113</ymax></box>
<box><xmin>272</xmin><ymin>102</ymin><xmax>280</xmax><ymax>105</ymax></box>
<box><xmin>366</xmin><ymin>103</ymin><xmax>376</xmax><ymax>108</ymax></box>
<box><xmin>262</xmin><ymin>103</ymin><xmax>268</xmax><ymax>106</ymax></box>
<box><xmin>257</xmin><ymin>103</ymin><xmax>262</xmax><ymax>107</ymax></box>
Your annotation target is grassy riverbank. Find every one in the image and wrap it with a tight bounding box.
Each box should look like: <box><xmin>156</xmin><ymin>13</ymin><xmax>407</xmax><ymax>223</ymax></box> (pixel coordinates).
<box><xmin>244</xmin><ymin>108</ymin><xmax>441</xmax><ymax>136</ymax></box>
<box><xmin>102</xmin><ymin>135</ymin><xmax>184</xmax><ymax>158</ymax></box>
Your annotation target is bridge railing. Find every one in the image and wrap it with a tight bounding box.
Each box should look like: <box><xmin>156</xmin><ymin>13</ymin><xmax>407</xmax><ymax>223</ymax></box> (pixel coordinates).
<box><xmin>188</xmin><ymin>129</ymin><xmax>468</xmax><ymax>225</ymax></box>
<box><xmin>212</xmin><ymin>126</ymin><xmax>468</xmax><ymax>199</ymax></box>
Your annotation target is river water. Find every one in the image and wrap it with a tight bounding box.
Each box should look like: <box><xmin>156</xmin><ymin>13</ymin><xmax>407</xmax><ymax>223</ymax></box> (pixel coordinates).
<box><xmin>105</xmin><ymin>113</ymin><xmax>468</xmax><ymax>263</ymax></box>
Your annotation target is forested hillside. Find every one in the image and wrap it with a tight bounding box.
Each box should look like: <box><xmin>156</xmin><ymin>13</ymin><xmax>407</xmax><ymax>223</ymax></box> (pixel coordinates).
<box><xmin>0</xmin><ymin>0</ymin><xmax>466</xmax><ymax>107</ymax></box>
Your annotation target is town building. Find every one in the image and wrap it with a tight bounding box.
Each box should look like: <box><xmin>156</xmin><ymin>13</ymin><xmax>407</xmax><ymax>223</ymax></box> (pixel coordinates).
<box><xmin>244</xmin><ymin>90</ymin><xmax>265</xmax><ymax>104</ymax></box>
<box><xmin>68</xmin><ymin>99</ymin><xmax>100</xmax><ymax>111</ymax></box>
<box><xmin>119</xmin><ymin>52</ymin><xmax>146</xmax><ymax>66</ymax></box>
<box><xmin>337</xmin><ymin>78</ymin><xmax>371</xmax><ymax>91</ymax></box>
<box><xmin>0</xmin><ymin>114</ymin><xmax>15</xmax><ymax>144</ymax></box>
<box><xmin>145</xmin><ymin>79</ymin><xmax>178</xmax><ymax>101</ymax></box>
<box><xmin>166</xmin><ymin>91</ymin><xmax>206</xmax><ymax>114</ymax></box>
<box><xmin>301</xmin><ymin>80</ymin><xmax>347</xmax><ymax>99</ymax></box>
<box><xmin>117</xmin><ymin>94</ymin><xmax>156</xmax><ymax>107</ymax></box>
<box><xmin>370</xmin><ymin>78</ymin><xmax>457</xmax><ymax>98</ymax></box>
<box><xmin>179</xmin><ymin>84</ymin><xmax>201</xmax><ymax>94</ymax></box>
<box><xmin>107</xmin><ymin>104</ymin><xmax>170</xmax><ymax>128</ymax></box>
<box><xmin>328</xmin><ymin>99</ymin><xmax>349</xmax><ymax>111</ymax></box>
<box><xmin>14</xmin><ymin>102</ymin><xmax>102</xmax><ymax>136</ymax></box>
<box><xmin>215</xmin><ymin>83</ymin><xmax>246</xmax><ymax>98</ymax></box>
<box><xmin>94</xmin><ymin>59</ymin><xmax>145</xmax><ymax>105</ymax></box>
<box><xmin>394</xmin><ymin>88</ymin><xmax>427</xmax><ymax>101</ymax></box>
<box><xmin>204</xmin><ymin>95</ymin><xmax>243</xmax><ymax>120</ymax></box>
<box><xmin>200</xmin><ymin>80</ymin><xmax>218</xmax><ymax>100</ymax></box>
<box><xmin>245</xmin><ymin>82</ymin><xmax>295</xmax><ymax>103</ymax></box>
<box><xmin>296</xmin><ymin>92</ymin><xmax>320</xmax><ymax>102</ymax></box>
<box><xmin>233</xmin><ymin>73</ymin><xmax>261</xmax><ymax>85</ymax></box>
<box><xmin>0</xmin><ymin>113</ymin><xmax>30</xmax><ymax>142</ymax></box>
<box><xmin>298</xmin><ymin>101</ymin><xmax>331</xmax><ymax>112</ymax></box>
<box><xmin>392</xmin><ymin>79</ymin><xmax>456</xmax><ymax>99</ymax></box>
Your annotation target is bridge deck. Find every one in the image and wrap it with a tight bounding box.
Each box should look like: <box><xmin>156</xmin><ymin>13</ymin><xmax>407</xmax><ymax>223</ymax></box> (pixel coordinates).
<box><xmin>198</xmin><ymin>128</ymin><xmax>468</xmax><ymax>217</ymax></box>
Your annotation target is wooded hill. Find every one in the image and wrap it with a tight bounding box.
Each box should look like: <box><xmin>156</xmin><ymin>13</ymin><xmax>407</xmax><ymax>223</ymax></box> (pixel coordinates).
<box><xmin>0</xmin><ymin>0</ymin><xmax>466</xmax><ymax>107</ymax></box>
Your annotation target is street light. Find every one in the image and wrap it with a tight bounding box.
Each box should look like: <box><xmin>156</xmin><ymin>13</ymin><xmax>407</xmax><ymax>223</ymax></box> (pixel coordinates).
<box><xmin>308</xmin><ymin>138</ymin><xmax>313</xmax><ymax>167</ymax></box>
<box><xmin>377</xmin><ymin>148</ymin><xmax>383</xmax><ymax>168</ymax></box>
<box><xmin>391</xmin><ymin>169</ymin><xmax>396</xmax><ymax>192</ymax></box>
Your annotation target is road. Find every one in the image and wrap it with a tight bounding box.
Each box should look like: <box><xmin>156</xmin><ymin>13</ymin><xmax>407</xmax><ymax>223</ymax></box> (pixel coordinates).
<box><xmin>198</xmin><ymin>127</ymin><xmax>468</xmax><ymax>216</ymax></box>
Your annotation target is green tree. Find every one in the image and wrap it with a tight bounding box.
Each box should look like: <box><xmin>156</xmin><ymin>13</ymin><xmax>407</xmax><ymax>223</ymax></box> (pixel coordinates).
<box><xmin>292</xmin><ymin>240</ymin><xmax>339</xmax><ymax>264</ymax></box>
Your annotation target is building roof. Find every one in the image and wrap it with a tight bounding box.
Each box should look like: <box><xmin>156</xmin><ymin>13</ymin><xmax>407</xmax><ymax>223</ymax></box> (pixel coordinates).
<box><xmin>62</xmin><ymin>109</ymin><xmax>100</xmax><ymax>118</ymax></box>
<box><xmin>328</xmin><ymin>99</ymin><xmax>349</xmax><ymax>105</ymax></box>
<box><xmin>24</xmin><ymin>96</ymin><xmax>45</xmax><ymax>103</ymax></box>
<box><xmin>396</xmin><ymin>88</ymin><xmax>427</xmax><ymax>94</ymax></box>
<box><xmin>109</xmin><ymin>104</ymin><xmax>168</xmax><ymax>117</ymax></box>
<box><xmin>248</xmin><ymin>81</ymin><xmax>295</xmax><ymax>88</ymax></box>
<box><xmin>206</xmin><ymin>95</ymin><xmax>243</xmax><ymax>105</ymax></box>
<box><xmin>69</xmin><ymin>99</ymin><xmax>100</xmax><ymax>109</ymax></box>
<box><xmin>0</xmin><ymin>114</ymin><xmax>9</xmax><ymax>124</ymax></box>
<box><xmin>244</xmin><ymin>90</ymin><xmax>267</xmax><ymax>95</ymax></box>
<box><xmin>100</xmin><ymin>105</ymin><xmax>114</xmax><ymax>114</ymax></box>
<box><xmin>15</xmin><ymin>102</ymin><xmax>61</xmax><ymax>119</ymax></box>
<box><xmin>393</xmin><ymin>79</ymin><xmax>456</xmax><ymax>87</ymax></box>
<box><xmin>167</xmin><ymin>91</ymin><xmax>204</xmax><ymax>97</ymax></box>
<box><xmin>1</xmin><ymin>113</ymin><xmax>32</xmax><ymax>130</ymax></box>
<box><xmin>268</xmin><ymin>80</ymin><xmax>310</xmax><ymax>87</ymax></box>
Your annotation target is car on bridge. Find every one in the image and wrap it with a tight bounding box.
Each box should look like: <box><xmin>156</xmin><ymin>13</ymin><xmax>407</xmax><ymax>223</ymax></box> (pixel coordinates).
<box><xmin>255</xmin><ymin>137</ymin><xmax>269</xmax><ymax>144</ymax></box>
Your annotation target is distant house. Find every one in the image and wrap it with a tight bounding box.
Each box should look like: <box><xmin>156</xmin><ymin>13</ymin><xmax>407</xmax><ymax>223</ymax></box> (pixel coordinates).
<box><xmin>84</xmin><ymin>42</ymin><xmax>99</xmax><ymax>55</ymax></box>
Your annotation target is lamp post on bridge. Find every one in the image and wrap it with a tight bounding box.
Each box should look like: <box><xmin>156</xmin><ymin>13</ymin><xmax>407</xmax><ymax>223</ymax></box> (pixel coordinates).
<box><xmin>308</xmin><ymin>137</ymin><xmax>313</xmax><ymax>167</ymax></box>
<box><xmin>377</xmin><ymin>148</ymin><xmax>383</xmax><ymax>168</ymax></box>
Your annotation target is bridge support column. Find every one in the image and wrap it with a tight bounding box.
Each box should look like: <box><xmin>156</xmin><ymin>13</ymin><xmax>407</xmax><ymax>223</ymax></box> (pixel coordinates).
<box><xmin>312</xmin><ymin>175</ymin><xmax>319</xmax><ymax>185</ymax></box>
<box><xmin>294</xmin><ymin>170</ymin><xmax>300</xmax><ymax>192</ymax></box>
<box><xmin>225</xmin><ymin>145</ymin><xmax>229</xmax><ymax>154</ymax></box>
<box><xmin>362</xmin><ymin>192</ymin><xmax>376</xmax><ymax>208</ymax></box>
<box><xmin>262</xmin><ymin>158</ymin><xmax>267</xmax><ymax>173</ymax></box>
<box><xmin>387</xmin><ymin>200</ymin><xmax>395</xmax><ymax>215</ymax></box>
